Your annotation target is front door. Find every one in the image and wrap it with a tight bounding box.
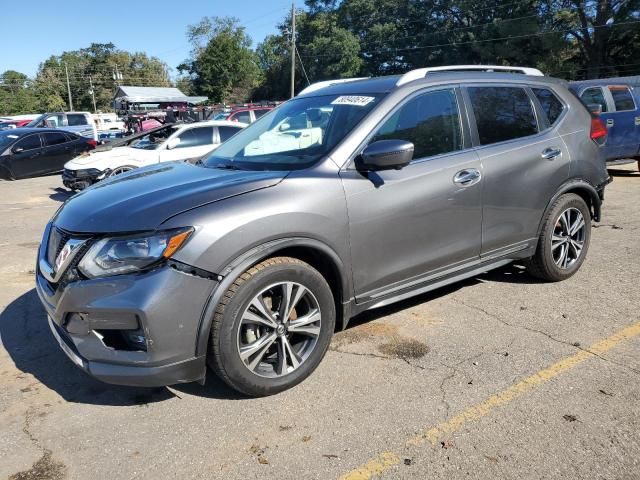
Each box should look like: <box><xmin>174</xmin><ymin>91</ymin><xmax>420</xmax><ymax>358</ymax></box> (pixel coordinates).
<box><xmin>341</xmin><ymin>87</ymin><xmax>482</xmax><ymax>302</ymax></box>
<box><xmin>8</xmin><ymin>133</ymin><xmax>44</xmax><ymax>179</ymax></box>
<box><xmin>607</xmin><ymin>85</ymin><xmax>640</xmax><ymax>159</ymax></box>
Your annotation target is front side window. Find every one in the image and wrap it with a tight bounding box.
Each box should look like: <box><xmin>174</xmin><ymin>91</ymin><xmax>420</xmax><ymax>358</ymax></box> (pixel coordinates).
<box><xmin>609</xmin><ymin>86</ymin><xmax>636</xmax><ymax>111</ymax></box>
<box><xmin>580</xmin><ymin>87</ymin><xmax>609</xmax><ymax>113</ymax></box>
<box><xmin>372</xmin><ymin>89</ymin><xmax>463</xmax><ymax>159</ymax></box>
<box><xmin>175</xmin><ymin>127</ymin><xmax>214</xmax><ymax>148</ymax></box>
<box><xmin>203</xmin><ymin>93</ymin><xmax>383</xmax><ymax>171</ymax></box>
<box><xmin>43</xmin><ymin>132</ymin><xmax>68</xmax><ymax>146</ymax></box>
<box><xmin>67</xmin><ymin>114</ymin><xmax>88</xmax><ymax>126</ymax></box>
<box><xmin>532</xmin><ymin>88</ymin><xmax>565</xmax><ymax>126</ymax></box>
<box><xmin>13</xmin><ymin>134</ymin><xmax>41</xmax><ymax>151</ymax></box>
<box><xmin>468</xmin><ymin>86</ymin><xmax>539</xmax><ymax>145</ymax></box>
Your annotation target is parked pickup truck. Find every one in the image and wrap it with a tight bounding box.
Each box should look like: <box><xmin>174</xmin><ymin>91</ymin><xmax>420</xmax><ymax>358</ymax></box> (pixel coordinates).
<box><xmin>570</xmin><ymin>81</ymin><xmax>640</xmax><ymax>170</ymax></box>
<box><xmin>26</xmin><ymin>112</ymin><xmax>98</xmax><ymax>141</ymax></box>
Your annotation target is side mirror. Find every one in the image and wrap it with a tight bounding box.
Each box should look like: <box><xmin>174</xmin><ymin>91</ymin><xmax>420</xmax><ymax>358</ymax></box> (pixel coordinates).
<box><xmin>166</xmin><ymin>137</ymin><xmax>180</xmax><ymax>150</ymax></box>
<box><xmin>587</xmin><ymin>103</ymin><xmax>603</xmax><ymax>115</ymax></box>
<box><xmin>279</xmin><ymin>123</ymin><xmax>291</xmax><ymax>132</ymax></box>
<box><xmin>359</xmin><ymin>140</ymin><xmax>414</xmax><ymax>171</ymax></box>
<box><xmin>13</xmin><ymin>147</ymin><xmax>24</xmax><ymax>154</ymax></box>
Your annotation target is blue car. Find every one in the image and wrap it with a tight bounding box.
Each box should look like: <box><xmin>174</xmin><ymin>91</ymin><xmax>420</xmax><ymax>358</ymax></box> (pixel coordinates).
<box><xmin>570</xmin><ymin>81</ymin><xmax>640</xmax><ymax>170</ymax></box>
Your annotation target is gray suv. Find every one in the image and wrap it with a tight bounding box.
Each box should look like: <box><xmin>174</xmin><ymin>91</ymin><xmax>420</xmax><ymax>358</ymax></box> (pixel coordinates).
<box><xmin>36</xmin><ymin>66</ymin><xmax>610</xmax><ymax>396</ymax></box>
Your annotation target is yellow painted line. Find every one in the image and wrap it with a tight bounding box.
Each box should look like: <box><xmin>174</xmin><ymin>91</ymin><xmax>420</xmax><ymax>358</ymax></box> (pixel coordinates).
<box><xmin>339</xmin><ymin>320</ymin><xmax>640</xmax><ymax>480</ymax></box>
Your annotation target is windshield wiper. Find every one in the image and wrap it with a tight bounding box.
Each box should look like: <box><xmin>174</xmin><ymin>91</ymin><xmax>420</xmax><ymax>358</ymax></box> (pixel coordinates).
<box><xmin>212</xmin><ymin>162</ymin><xmax>244</xmax><ymax>171</ymax></box>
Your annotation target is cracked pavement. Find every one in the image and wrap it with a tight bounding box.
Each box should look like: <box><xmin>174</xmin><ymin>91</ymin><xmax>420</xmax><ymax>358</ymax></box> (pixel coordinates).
<box><xmin>1</xmin><ymin>166</ymin><xmax>639</xmax><ymax>479</ymax></box>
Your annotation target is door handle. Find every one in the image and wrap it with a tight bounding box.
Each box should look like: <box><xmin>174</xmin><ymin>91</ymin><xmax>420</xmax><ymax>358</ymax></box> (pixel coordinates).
<box><xmin>634</xmin><ymin>116</ymin><xmax>640</xmax><ymax>126</ymax></box>
<box><xmin>606</xmin><ymin>118</ymin><xmax>614</xmax><ymax>127</ymax></box>
<box><xmin>453</xmin><ymin>168</ymin><xmax>481</xmax><ymax>186</ymax></box>
<box><xmin>541</xmin><ymin>147</ymin><xmax>562</xmax><ymax>160</ymax></box>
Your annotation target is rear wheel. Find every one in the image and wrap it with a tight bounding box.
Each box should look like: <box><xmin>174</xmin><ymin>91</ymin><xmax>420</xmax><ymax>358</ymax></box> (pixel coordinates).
<box><xmin>208</xmin><ymin>257</ymin><xmax>335</xmax><ymax>397</ymax></box>
<box><xmin>526</xmin><ymin>193</ymin><xmax>591</xmax><ymax>282</ymax></box>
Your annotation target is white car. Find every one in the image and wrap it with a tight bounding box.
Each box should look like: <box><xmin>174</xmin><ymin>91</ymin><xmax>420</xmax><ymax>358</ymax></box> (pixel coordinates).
<box><xmin>62</xmin><ymin>121</ymin><xmax>246</xmax><ymax>190</ymax></box>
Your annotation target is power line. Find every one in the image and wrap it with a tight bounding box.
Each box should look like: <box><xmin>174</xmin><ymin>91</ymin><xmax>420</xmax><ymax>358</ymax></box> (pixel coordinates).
<box><xmin>299</xmin><ymin>19</ymin><xmax>640</xmax><ymax>59</ymax></box>
<box><xmin>295</xmin><ymin>46</ymin><xmax>311</xmax><ymax>86</ymax></box>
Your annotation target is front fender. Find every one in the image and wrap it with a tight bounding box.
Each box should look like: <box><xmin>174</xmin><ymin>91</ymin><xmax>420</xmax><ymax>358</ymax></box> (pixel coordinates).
<box><xmin>193</xmin><ymin>237</ymin><xmax>352</xmax><ymax>358</ymax></box>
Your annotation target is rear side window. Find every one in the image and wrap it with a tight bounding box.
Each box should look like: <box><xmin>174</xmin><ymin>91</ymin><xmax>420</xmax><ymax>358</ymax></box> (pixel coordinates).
<box><xmin>43</xmin><ymin>132</ymin><xmax>68</xmax><ymax>146</ymax></box>
<box><xmin>176</xmin><ymin>126</ymin><xmax>214</xmax><ymax>148</ymax></box>
<box><xmin>218</xmin><ymin>126</ymin><xmax>242</xmax><ymax>142</ymax></box>
<box><xmin>532</xmin><ymin>88</ymin><xmax>565</xmax><ymax>125</ymax></box>
<box><xmin>372</xmin><ymin>88</ymin><xmax>463</xmax><ymax>159</ymax></box>
<box><xmin>580</xmin><ymin>87</ymin><xmax>609</xmax><ymax>113</ymax></box>
<box><xmin>14</xmin><ymin>135</ymin><xmax>41</xmax><ymax>151</ymax></box>
<box><xmin>67</xmin><ymin>114</ymin><xmax>88</xmax><ymax>126</ymax></box>
<box><xmin>468</xmin><ymin>87</ymin><xmax>538</xmax><ymax>145</ymax></box>
<box><xmin>609</xmin><ymin>86</ymin><xmax>636</xmax><ymax>111</ymax></box>
<box><xmin>254</xmin><ymin>109</ymin><xmax>270</xmax><ymax>119</ymax></box>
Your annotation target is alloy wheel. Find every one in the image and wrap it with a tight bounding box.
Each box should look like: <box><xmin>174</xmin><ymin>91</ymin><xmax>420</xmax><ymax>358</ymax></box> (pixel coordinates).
<box><xmin>109</xmin><ymin>166</ymin><xmax>133</xmax><ymax>177</ymax></box>
<box><xmin>551</xmin><ymin>207</ymin><xmax>586</xmax><ymax>269</ymax></box>
<box><xmin>237</xmin><ymin>282</ymin><xmax>322</xmax><ymax>378</ymax></box>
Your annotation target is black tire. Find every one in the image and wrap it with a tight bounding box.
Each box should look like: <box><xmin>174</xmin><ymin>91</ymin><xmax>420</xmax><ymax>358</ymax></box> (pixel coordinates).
<box><xmin>526</xmin><ymin>193</ymin><xmax>591</xmax><ymax>282</ymax></box>
<box><xmin>207</xmin><ymin>257</ymin><xmax>336</xmax><ymax>397</ymax></box>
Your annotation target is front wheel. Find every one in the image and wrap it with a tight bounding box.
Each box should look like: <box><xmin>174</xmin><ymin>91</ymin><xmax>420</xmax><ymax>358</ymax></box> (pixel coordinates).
<box><xmin>526</xmin><ymin>193</ymin><xmax>591</xmax><ymax>282</ymax></box>
<box><xmin>108</xmin><ymin>165</ymin><xmax>135</xmax><ymax>177</ymax></box>
<box><xmin>208</xmin><ymin>257</ymin><xmax>335</xmax><ymax>397</ymax></box>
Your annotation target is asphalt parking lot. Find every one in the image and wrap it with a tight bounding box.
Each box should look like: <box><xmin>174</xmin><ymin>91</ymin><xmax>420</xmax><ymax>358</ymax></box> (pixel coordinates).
<box><xmin>1</xmin><ymin>166</ymin><xmax>639</xmax><ymax>480</ymax></box>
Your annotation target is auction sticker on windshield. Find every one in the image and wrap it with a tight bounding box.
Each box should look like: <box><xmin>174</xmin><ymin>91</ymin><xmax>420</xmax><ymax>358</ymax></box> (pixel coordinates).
<box><xmin>331</xmin><ymin>96</ymin><xmax>376</xmax><ymax>107</ymax></box>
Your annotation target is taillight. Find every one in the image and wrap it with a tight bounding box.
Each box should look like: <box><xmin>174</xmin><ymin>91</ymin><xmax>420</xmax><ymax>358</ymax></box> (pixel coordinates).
<box><xmin>590</xmin><ymin>116</ymin><xmax>607</xmax><ymax>143</ymax></box>
<box><xmin>86</xmin><ymin>139</ymin><xmax>97</xmax><ymax>149</ymax></box>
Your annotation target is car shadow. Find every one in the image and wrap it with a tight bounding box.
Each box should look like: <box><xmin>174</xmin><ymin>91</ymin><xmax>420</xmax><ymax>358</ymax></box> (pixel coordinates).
<box><xmin>608</xmin><ymin>167</ymin><xmax>639</xmax><ymax>177</ymax></box>
<box><xmin>0</xmin><ymin>289</ymin><xmax>176</xmax><ymax>406</ymax></box>
<box><xmin>49</xmin><ymin>187</ymin><xmax>73</xmax><ymax>202</ymax></box>
<box><xmin>345</xmin><ymin>263</ymin><xmax>542</xmax><ymax>327</ymax></box>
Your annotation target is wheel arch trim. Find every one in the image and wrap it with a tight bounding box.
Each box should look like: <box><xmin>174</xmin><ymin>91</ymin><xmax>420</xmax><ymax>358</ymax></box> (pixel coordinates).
<box><xmin>536</xmin><ymin>178</ymin><xmax>602</xmax><ymax>240</ymax></box>
<box><xmin>194</xmin><ymin>237</ymin><xmax>352</xmax><ymax>357</ymax></box>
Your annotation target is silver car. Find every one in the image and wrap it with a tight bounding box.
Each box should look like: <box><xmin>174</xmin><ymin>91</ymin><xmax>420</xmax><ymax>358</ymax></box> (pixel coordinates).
<box><xmin>36</xmin><ymin>66</ymin><xmax>610</xmax><ymax>396</ymax></box>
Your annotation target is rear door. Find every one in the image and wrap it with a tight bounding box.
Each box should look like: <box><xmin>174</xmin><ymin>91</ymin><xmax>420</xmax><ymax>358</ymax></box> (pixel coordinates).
<box><xmin>7</xmin><ymin>134</ymin><xmax>44</xmax><ymax>178</ymax></box>
<box><xmin>41</xmin><ymin>132</ymin><xmax>74</xmax><ymax>173</ymax></box>
<box><xmin>607</xmin><ymin>85</ymin><xmax>639</xmax><ymax>159</ymax></box>
<box><xmin>465</xmin><ymin>84</ymin><xmax>570</xmax><ymax>257</ymax></box>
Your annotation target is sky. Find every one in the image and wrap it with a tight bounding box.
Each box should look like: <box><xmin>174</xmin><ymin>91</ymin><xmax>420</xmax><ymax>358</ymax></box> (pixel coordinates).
<box><xmin>1</xmin><ymin>0</ymin><xmax>306</xmax><ymax>78</ymax></box>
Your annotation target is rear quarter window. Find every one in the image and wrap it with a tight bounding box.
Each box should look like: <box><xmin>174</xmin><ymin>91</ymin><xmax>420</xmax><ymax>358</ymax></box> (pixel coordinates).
<box><xmin>609</xmin><ymin>86</ymin><xmax>636</xmax><ymax>112</ymax></box>
<box><xmin>468</xmin><ymin>86</ymin><xmax>539</xmax><ymax>145</ymax></box>
<box><xmin>532</xmin><ymin>88</ymin><xmax>565</xmax><ymax>126</ymax></box>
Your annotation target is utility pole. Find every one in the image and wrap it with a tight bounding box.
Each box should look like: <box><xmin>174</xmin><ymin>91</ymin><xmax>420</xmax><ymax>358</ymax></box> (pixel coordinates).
<box><xmin>290</xmin><ymin>2</ymin><xmax>296</xmax><ymax>99</ymax></box>
<box><xmin>88</xmin><ymin>76</ymin><xmax>97</xmax><ymax>113</ymax></box>
<box><xmin>64</xmin><ymin>62</ymin><xmax>74</xmax><ymax>112</ymax></box>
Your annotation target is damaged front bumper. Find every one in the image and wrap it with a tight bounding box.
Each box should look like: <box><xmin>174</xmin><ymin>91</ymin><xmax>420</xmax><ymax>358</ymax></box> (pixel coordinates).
<box><xmin>36</xmin><ymin>237</ymin><xmax>218</xmax><ymax>387</ymax></box>
<box><xmin>62</xmin><ymin>168</ymin><xmax>107</xmax><ymax>191</ymax></box>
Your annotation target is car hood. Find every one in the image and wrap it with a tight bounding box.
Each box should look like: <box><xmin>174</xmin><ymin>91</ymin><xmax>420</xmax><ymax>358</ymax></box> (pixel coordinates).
<box><xmin>53</xmin><ymin>161</ymin><xmax>288</xmax><ymax>233</ymax></box>
<box><xmin>65</xmin><ymin>147</ymin><xmax>150</xmax><ymax>167</ymax></box>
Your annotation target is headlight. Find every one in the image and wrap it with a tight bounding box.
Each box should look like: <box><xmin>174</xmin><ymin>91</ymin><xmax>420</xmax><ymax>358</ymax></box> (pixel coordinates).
<box><xmin>78</xmin><ymin>228</ymin><xmax>193</xmax><ymax>278</ymax></box>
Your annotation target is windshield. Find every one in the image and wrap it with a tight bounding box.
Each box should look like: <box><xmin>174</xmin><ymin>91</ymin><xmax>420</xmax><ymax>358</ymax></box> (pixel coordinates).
<box><xmin>202</xmin><ymin>93</ymin><xmax>382</xmax><ymax>170</ymax></box>
<box><xmin>0</xmin><ymin>131</ymin><xmax>22</xmax><ymax>150</ymax></box>
<box><xmin>26</xmin><ymin>114</ymin><xmax>48</xmax><ymax>128</ymax></box>
<box><xmin>130</xmin><ymin>126</ymin><xmax>179</xmax><ymax>150</ymax></box>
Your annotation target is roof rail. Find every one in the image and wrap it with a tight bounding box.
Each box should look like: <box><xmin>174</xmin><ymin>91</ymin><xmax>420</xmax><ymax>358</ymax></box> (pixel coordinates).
<box><xmin>298</xmin><ymin>78</ymin><xmax>369</xmax><ymax>96</ymax></box>
<box><xmin>396</xmin><ymin>65</ymin><xmax>544</xmax><ymax>86</ymax></box>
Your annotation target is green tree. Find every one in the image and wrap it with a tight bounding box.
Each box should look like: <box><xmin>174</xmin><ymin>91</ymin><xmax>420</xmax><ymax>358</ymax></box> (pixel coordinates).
<box><xmin>0</xmin><ymin>71</ymin><xmax>39</xmax><ymax>115</ymax></box>
<box><xmin>179</xmin><ymin>17</ymin><xmax>262</xmax><ymax>103</ymax></box>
